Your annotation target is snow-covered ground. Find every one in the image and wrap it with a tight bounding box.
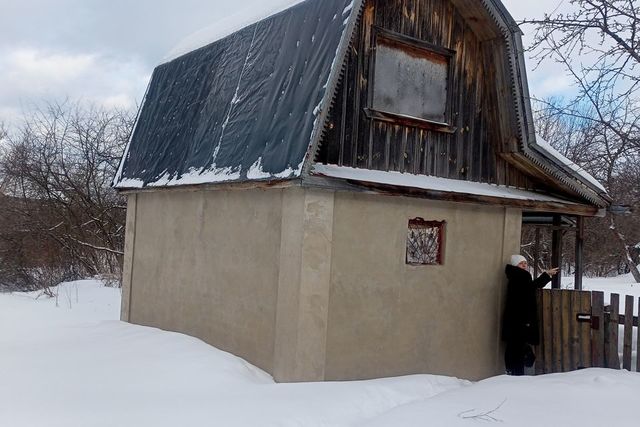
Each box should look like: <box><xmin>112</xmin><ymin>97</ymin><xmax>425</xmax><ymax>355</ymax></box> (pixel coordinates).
<box><xmin>1</xmin><ymin>278</ymin><xmax>639</xmax><ymax>426</ymax></box>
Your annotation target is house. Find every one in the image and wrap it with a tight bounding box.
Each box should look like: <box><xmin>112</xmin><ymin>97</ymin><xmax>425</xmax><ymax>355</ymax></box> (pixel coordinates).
<box><xmin>113</xmin><ymin>0</ymin><xmax>611</xmax><ymax>382</ymax></box>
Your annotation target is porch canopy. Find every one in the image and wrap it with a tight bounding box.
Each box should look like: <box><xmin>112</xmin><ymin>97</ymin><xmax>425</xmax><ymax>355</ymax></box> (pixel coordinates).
<box><xmin>522</xmin><ymin>213</ymin><xmax>585</xmax><ymax>290</ymax></box>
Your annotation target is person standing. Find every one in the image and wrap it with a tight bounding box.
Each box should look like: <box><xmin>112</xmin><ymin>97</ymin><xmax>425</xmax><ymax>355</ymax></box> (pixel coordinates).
<box><xmin>502</xmin><ymin>255</ymin><xmax>559</xmax><ymax>375</ymax></box>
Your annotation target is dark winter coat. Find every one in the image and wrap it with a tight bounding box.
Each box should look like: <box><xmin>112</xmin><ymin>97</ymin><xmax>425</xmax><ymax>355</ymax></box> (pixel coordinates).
<box><xmin>501</xmin><ymin>265</ymin><xmax>552</xmax><ymax>345</ymax></box>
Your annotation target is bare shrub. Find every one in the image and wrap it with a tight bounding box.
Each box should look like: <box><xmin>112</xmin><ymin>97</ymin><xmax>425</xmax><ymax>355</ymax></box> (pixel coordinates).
<box><xmin>0</xmin><ymin>101</ymin><xmax>134</xmax><ymax>291</ymax></box>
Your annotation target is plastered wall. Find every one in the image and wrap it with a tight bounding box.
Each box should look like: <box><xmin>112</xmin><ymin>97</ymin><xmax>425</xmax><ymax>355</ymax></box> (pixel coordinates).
<box><xmin>123</xmin><ymin>188</ymin><xmax>284</xmax><ymax>373</ymax></box>
<box><xmin>324</xmin><ymin>192</ymin><xmax>522</xmax><ymax>381</ymax></box>
<box><xmin>122</xmin><ymin>187</ymin><xmax>522</xmax><ymax>381</ymax></box>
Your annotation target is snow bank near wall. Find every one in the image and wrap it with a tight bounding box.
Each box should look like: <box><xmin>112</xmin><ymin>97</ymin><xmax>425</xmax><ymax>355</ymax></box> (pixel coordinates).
<box><xmin>0</xmin><ymin>280</ymin><xmax>468</xmax><ymax>427</ymax></box>
<box><xmin>1</xmin><ymin>278</ymin><xmax>640</xmax><ymax>426</ymax></box>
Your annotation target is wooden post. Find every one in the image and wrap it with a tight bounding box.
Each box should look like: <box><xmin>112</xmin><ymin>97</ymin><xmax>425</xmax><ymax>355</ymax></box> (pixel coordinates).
<box><xmin>533</xmin><ymin>227</ymin><xmax>541</xmax><ymax>279</ymax></box>
<box><xmin>574</xmin><ymin>216</ymin><xmax>584</xmax><ymax>290</ymax></box>
<box><xmin>551</xmin><ymin>215</ymin><xmax>563</xmax><ymax>289</ymax></box>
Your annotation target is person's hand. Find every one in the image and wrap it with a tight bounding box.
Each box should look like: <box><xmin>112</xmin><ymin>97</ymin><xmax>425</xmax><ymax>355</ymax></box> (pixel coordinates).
<box><xmin>545</xmin><ymin>267</ymin><xmax>559</xmax><ymax>276</ymax></box>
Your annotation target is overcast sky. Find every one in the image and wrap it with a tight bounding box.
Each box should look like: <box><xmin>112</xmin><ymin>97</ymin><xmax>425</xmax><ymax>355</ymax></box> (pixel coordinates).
<box><xmin>0</xmin><ymin>0</ymin><xmax>568</xmax><ymax>126</ymax></box>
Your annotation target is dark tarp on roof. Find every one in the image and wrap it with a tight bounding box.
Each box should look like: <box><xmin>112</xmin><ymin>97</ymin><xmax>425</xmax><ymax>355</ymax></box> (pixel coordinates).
<box><xmin>114</xmin><ymin>0</ymin><xmax>354</xmax><ymax>188</ymax></box>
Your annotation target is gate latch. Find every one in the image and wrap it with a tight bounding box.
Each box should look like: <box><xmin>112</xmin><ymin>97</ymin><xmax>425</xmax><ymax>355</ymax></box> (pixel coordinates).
<box><xmin>576</xmin><ymin>313</ymin><xmax>600</xmax><ymax>330</ymax></box>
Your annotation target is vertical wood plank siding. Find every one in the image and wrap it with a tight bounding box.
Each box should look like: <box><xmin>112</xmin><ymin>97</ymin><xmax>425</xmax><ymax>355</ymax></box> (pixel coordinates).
<box><xmin>317</xmin><ymin>0</ymin><xmax>538</xmax><ymax>189</ymax></box>
<box><xmin>536</xmin><ymin>290</ymin><xmax>640</xmax><ymax>374</ymax></box>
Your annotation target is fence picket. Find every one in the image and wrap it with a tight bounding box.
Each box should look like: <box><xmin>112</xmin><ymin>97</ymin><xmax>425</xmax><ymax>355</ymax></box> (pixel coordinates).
<box><xmin>607</xmin><ymin>294</ymin><xmax>620</xmax><ymax>369</ymax></box>
<box><xmin>535</xmin><ymin>291</ymin><xmax>544</xmax><ymax>375</ymax></box>
<box><xmin>637</xmin><ymin>297</ymin><xmax>640</xmax><ymax>372</ymax></box>
<box><xmin>570</xmin><ymin>291</ymin><xmax>581</xmax><ymax>370</ymax></box>
<box><xmin>542</xmin><ymin>290</ymin><xmax>552</xmax><ymax>374</ymax></box>
<box><xmin>623</xmin><ymin>295</ymin><xmax>634</xmax><ymax>370</ymax></box>
<box><xmin>579</xmin><ymin>291</ymin><xmax>592</xmax><ymax>368</ymax></box>
<box><xmin>552</xmin><ymin>290</ymin><xmax>563</xmax><ymax>372</ymax></box>
<box><xmin>534</xmin><ymin>289</ymin><xmax>640</xmax><ymax>374</ymax></box>
<box><xmin>561</xmin><ymin>290</ymin><xmax>571</xmax><ymax>372</ymax></box>
<box><xmin>591</xmin><ymin>291</ymin><xmax>605</xmax><ymax>368</ymax></box>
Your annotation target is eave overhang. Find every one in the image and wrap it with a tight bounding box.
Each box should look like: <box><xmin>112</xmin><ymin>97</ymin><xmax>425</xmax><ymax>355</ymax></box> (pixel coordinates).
<box><xmin>475</xmin><ymin>0</ymin><xmax>611</xmax><ymax>208</ymax></box>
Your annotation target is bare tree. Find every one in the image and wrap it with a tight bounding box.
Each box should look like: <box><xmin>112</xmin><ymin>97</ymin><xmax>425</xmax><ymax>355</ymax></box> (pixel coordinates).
<box><xmin>525</xmin><ymin>0</ymin><xmax>640</xmax><ymax>108</ymax></box>
<box><xmin>523</xmin><ymin>0</ymin><xmax>640</xmax><ymax>281</ymax></box>
<box><xmin>0</xmin><ymin>102</ymin><xmax>134</xmax><ymax>290</ymax></box>
<box><xmin>532</xmin><ymin>97</ymin><xmax>640</xmax><ymax>279</ymax></box>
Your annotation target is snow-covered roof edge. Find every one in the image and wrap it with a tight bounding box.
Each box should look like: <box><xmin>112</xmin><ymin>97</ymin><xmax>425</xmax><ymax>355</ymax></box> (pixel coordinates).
<box><xmin>532</xmin><ymin>137</ymin><xmax>607</xmax><ymax>193</ymax></box>
<box><xmin>114</xmin><ymin>160</ymin><xmax>303</xmax><ymax>190</ymax></box>
<box><xmin>478</xmin><ymin>0</ymin><xmax>610</xmax><ymax>206</ymax></box>
<box><xmin>312</xmin><ymin>164</ymin><xmax>580</xmax><ymax>204</ymax></box>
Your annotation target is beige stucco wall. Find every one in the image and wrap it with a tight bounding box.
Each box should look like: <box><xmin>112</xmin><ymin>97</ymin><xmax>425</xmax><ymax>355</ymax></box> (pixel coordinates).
<box><xmin>324</xmin><ymin>192</ymin><xmax>522</xmax><ymax>381</ymax></box>
<box><xmin>273</xmin><ymin>188</ymin><xmax>335</xmax><ymax>382</ymax></box>
<box><xmin>124</xmin><ymin>188</ymin><xmax>284</xmax><ymax>373</ymax></box>
<box><xmin>123</xmin><ymin>186</ymin><xmax>521</xmax><ymax>382</ymax></box>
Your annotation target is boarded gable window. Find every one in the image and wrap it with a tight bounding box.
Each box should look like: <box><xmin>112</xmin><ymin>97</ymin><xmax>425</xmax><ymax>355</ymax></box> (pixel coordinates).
<box><xmin>371</xmin><ymin>29</ymin><xmax>453</xmax><ymax>126</ymax></box>
<box><xmin>406</xmin><ymin>218</ymin><xmax>445</xmax><ymax>265</ymax></box>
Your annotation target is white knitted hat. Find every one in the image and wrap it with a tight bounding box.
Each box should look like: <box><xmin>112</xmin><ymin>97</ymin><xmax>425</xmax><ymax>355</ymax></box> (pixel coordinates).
<box><xmin>510</xmin><ymin>254</ymin><xmax>527</xmax><ymax>266</ymax></box>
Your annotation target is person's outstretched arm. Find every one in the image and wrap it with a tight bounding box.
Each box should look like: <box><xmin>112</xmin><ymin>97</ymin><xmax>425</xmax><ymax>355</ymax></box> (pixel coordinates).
<box><xmin>532</xmin><ymin>268</ymin><xmax>558</xmax><ymax>288</ymax></box>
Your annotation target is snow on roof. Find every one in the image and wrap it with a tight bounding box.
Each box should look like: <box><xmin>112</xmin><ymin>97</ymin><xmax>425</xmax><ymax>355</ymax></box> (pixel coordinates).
<box><xmin>164</xmin><ymin>0</ymin><xmax>310</xmax><ymax>63</ymax></box>
<box><xmin>117</xmin><ymin>159</ymin><xmax>302</xmax><ymax>189</ymax></box>
<box><xmin>313</xmin><ymin>164</ymin><xmax>578</xmax><ymax>204</ymax></box>
<box><xmin>534</xmin><ymin>136</ymin><xmax>607</xmax><ymax>193</ymax></box>
<box><xmin>114</xmin><ymin>0</ymin><xmax>354</xmax><ymax>189</ymax></box>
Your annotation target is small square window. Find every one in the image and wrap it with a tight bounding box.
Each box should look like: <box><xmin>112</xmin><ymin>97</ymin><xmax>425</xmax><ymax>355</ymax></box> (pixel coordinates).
<box><xmin>372</xmin><ymin>31</ymin><xmax>452</xmax><ymax>125</ymax></box>
<box><xmin>406</xmin><ymin>218</ymin><xmax>445</xmax><ymax>265</ymax></box>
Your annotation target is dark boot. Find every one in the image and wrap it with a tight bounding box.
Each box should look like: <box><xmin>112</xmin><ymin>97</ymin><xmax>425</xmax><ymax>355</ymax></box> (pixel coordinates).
<box><xmin>505</xmin><ymin>341</ymin><xmax>525</xmax><ymax>375</ymax></box>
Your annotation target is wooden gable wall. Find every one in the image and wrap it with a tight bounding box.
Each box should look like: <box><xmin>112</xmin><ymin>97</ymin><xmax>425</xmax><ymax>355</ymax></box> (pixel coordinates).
<box><xmin>316</xmin><ymin>0</ymin><xmax>542</xmax><ymax>191</ymax></box>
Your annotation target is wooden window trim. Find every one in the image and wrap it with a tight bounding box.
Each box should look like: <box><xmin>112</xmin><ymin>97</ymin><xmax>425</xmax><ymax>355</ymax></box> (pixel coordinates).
<box><xmin>368</xmin><ymin>26</ymin><xmax>457</xmax><ymax>132</ymax></box>
<box><xmin>373</xmin><ymin>27</ymin><xmax>456</xmax><ymax>59</ymax></box>
<box><xmin>363</xmin><ymin>108</ymin><xmax>457</xmax><ymax>134</ymax></box>
<box><xmin>406</xmin><ymin>218</ymin><xmax>446</xmax><ymax>266</ymax></box>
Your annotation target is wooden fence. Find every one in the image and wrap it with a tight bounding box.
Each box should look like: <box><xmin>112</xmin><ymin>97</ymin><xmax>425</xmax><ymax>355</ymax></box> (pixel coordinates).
<box><xmin>535</xmin><ymin>289</ymin><xmax>639</xmax><ymax>374</ymax></box>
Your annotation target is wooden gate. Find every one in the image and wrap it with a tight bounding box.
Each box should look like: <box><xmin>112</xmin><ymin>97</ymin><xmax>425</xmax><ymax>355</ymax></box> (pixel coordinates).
<box><xmin>535</xmin><ymin>289</ymin><xmax>640</xmax><ymax>374</ymax></box>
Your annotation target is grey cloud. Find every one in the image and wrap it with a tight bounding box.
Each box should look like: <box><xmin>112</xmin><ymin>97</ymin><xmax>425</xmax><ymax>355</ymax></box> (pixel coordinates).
<box><xmin>1</xmin><ymin>0</ymin><xmax>244</xmax><ymax>65</ymax></box>
<box><xmin>0</xmin><ymin>0</ymin><xmax>571</xmax><ymax>126</ymax></box>
<box><xmin>1</xmin><ymin>0</ymin><xmax>255</xmax><ymax>125</ymax></box>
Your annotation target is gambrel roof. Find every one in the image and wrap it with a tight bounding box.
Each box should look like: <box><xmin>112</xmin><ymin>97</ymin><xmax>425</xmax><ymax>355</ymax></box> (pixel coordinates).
<box><xmin>114</xmin><ymin>0</ymin><xmax>610</xmax><ymax>208</ymax></box>
<box><xmin>114</xmin><ymin>0</ymin><xmax>356</xmax><ymax>188</ymax></box>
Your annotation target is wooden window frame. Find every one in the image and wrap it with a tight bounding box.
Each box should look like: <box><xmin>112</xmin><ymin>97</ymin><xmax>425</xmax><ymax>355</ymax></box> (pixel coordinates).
<box><xmin>367</xmin><ymin>27</ymin><xmax>456</xmax><ymax>133</ymax></box>
<box><xmin>406</xmin><ymin>218</ymin><xmax>446</xmax><ymax>266</ymax></box>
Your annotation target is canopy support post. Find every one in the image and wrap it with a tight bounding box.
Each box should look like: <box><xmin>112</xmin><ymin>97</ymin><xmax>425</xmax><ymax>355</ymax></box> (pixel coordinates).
<box><xmin>574</xmin><ymin>216</ymin><xmax>584</xmax><ymax>290</ymax></box>
<box><xmin>533</xmin><ymin>227</ymin><xmax>541</xmax><ymax>279</ymax></box>
<box><xmin>551</xmin><ymin>215</ymin><xmax>562</xmax><ymax>289</ymax></box>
